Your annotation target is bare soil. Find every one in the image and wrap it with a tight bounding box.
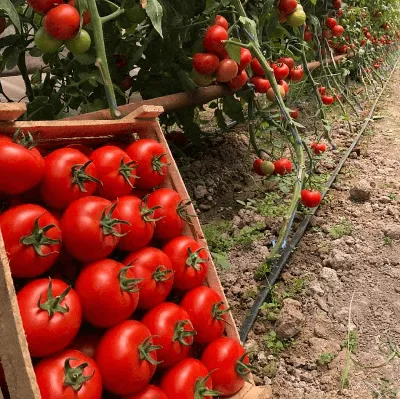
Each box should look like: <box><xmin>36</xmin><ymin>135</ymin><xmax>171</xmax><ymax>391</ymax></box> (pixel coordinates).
<box><xmin>175</xmin><ymin>66</ymin><xmax>400</xmax><ymax>398</ymax></box>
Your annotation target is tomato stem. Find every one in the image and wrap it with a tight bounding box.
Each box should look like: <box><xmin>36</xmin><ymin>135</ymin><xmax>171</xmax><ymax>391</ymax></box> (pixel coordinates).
<box><xmin>138</xmin><ymin>336</ymin><xmax>162</xmax><ymax>366</ymax></box>
<box><xmin>100</xmin><ymin>202</ymin><xmax>131</xmax><ymax>237</ymax></box>
<box><xmin>194</xmin><ymin>373</ymin><xmax>220</xmax><ymax>399</ymax></box>
<box><xmin>177</xmin><ymin>199</ymin><xmax>196</xmax><ymax>224</ymax></box>
<box><xmin>118</xmin><ymin>265</ymin><xmax>143</xmax><ymax>292</ymax></box>
<box><xmin>38</xmin><ymin>278</ymin><xmax>71</xmax><ymax>317</ymax></box>
<box><xmin>235</xmin><ymin>353</ymin><xmax>256</xmax><ymax>379</ymax></box>
<box><xmin>152</xmin><ymin>265</ymin><xmax>174</xmax><ymax>282</ymax></box>
<box><xmin>140</xmin><ymin>198</ymin><xmax>163</xmax><ymax>222</ymax></box>
<box><xmin>211</xmin><ymin>301</ymin><xmax>230</xmax><ymax>322</ymax></box>
<box><xmin>186</xmin><ymin>247</ymin><xmax>208</xmax><ymax>271</ymax></box>
<box><xmin>151</xmin><ymin>153</ymin><xmax>168</xmax><ymax>175</ymax></box>
<box><xmin>119</xmin><ymin>159</ymin><xmax>138</xmax><ymax>188</ymax></box>
<box><xmin>172</xmin><ymin>320</ymin><xmax>196</xmax><ymax>346</ymax></box>
<box><xmin>71</xmin><ymin>160</ymin><xmax>102</xmax><ymax>192</ymax></box>
<box><xmin>64</xmin><ymin>358</ymin><xmax>94</xmax><ymax>391</ymax></box>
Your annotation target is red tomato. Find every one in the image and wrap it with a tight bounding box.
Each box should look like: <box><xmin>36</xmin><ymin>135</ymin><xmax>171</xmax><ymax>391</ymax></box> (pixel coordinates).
<box><xmin>124</xmin><ymin>247</ymin><xmax>174</xmax><ymax>309</ymax></box>
<box><xmin>214</xmin><ymin>15</ymin><xmax>229</xmax><ymax>30</ymax></box>
<box><xmin>125</xmin><ymin>139</ymin><xmax>168</xmax><ymax>189</ymax></box>
<box><xmin>147</xmin><ymin>188</ymin><xmax>190</xmax><ymax>241</ymax></box>
<box><xmin>238</xmin><ymin>48</ymin><xmax>252</xmax><ymax>71</ymax></box>
<box><xmin>279</xmin><ymin>57</ymin><xmax>295</xmax><ymax>70</ymax></box>
<box><xmin>326</xmin><ymin>17</ymin><xmax>337</xmax><ymax>29</ymax></box>
<box><xmin>122</xmin><ymin>385</ymin><xmax>168</xmax><ymax>399</ymax></box>
<box><xmin>61</xmin><ymin>196</ymin><xmax>128</xmax><ymax>262</ymax></box>
<box><xmin>279</xmin><ymin>0</ymin><xmax>297</xmax><ymax>15</ymax></box>
<box><xmin>0</xmin><ymin>204</ymin><xmax>61</xmax><ymax>278</ymax></box>
<box><xmin>323</xmin><ymin>29</ymin><xmax>333</xmax><ymax>39</ymax></box>
<box><xmin>75</xmin><ymin>259</ymin><xmax>140</xmax><ymax>328</ymax></box>
<box><xmin>18</xmin><ymin>278</ymin><xmax>82</xmax><ymax>357</ymax></box>
<box><xmin>71</xmin><ymin>331</ymin><xmax>102</xmax><ymax>359</ymax></box>
<box><xmin>228</xmin><ymin>70</ymin><xmax>248</xmax><ymax>91</ymax></box>
<box><xmin>41</xmin><ymin>148</ymin><xmax>99</xmax><ymax>210</ymax></box>
<box><xmin>192</xmin><ymin>53</ymin><xmax>220</xmax><ymax>75</ymax></box>
<box><xmin>279</xmin><ymin>79</ymin><xmax>289</xmax><ymax>94</ymax></box>
<box><xmin>253</xmin><ymin>158</ymin><xmax>263</xmax><ymax>175</ymax></box>
<box><xmin>202</xmin><ymin>25</ymin><xmax>228</xmax><ymax>55</ymax></box>
<box><xmin>321</xmin><ymin>94</ymin><xmax>335</xmax><ymax>105</ymax></box>
<box><xmin>66</xmin><ymin>143</ymin><xmax>93</xmax><ymax>156</ymax></box>
<box><xmin>272</xmin><ymin>62</ymin><xmax>290</xmax><ymax>80</ymax></box>
<box><xmin>28</xmin><ymin>0</ymin><xmax>62</xmax><ymax>13</ymax></box>
<box><xmin>332</xmin><ymin>25</ymin><xmax>344</xmax><ymax>37</ymax></box>
<box><xmin>267</xmin><ymin>86</ymin><xmax>286</xmax><ymax>102</ymax></box>
<box><xmin>318</xmin><ymin>86</ymin><xmax>326</xmax><ymax>95</ymax></box>
<box><xmin>90</xmin><ymin>146</ymin><xmax>137</xmax><ymax>200</ymax></box>
<box><xmin>35</xmin><ymin>349</ymin><xmax>102</xmax><ymax>399</ymax></box>
<box><xmin>0</xmin><ymin>133</ymin><xmax>45</xmax><ymax>195</ymax></box>
<box><xmin>290</xmin><ymin>65</ymin><xmax>304</xmax><ymax>82</ymax></box>
<box><xmin>141</xmin><ymin>302</ymin><xmax>196</xmax><ymax>368</ymax></box>
<box><xmin>304</xmin><ymin>30</ymin><xmax>313</xmax><ymax>41</ymax></box>
<box><xmin>44</xmin><ymin>4</ymin><xmax>80</xmax><ymax>40</ymax></box>
<box><xmin>273</xmin><ymin>158</ymin><xmax>292</xmax><ymax>175</ymax></box>
<box><xmin>290</xmin><ymin>108</ymin><xmax>299</xmax><ymax>119</ymax></box>
<box><xmin>312</xmin><ymin>142</ymin><xmax>327</xmax><ymax>155</ymax></box>
<box><xmin>201</xmin><ymin>337</ymin><xmax>250</xmax><ymax>397</ymax></box>
<box><xmin>96</xmin><ymin>320</ymin><xmax>159</xmax><ymax>395</ymax></box>
<box><xmin>251</xmin><ymin>76</ymin><xmax>271</xmax><ymax>93</ymax></box>
<box><xmin>113</xmin><ymin>196</ymin><xmax>155</xmax><ymax>251</ymax></box>
<box><xmin>216</xmin><ymin>59</ymin><xmax>238</xmax><ymax>83</ymax></box>
<box><xmin>68</xmin><ymin>0</ymin><xmax>91</xmax><ymax>25</ymax></box>
<box><xmin>250</xmin><ymin>57</ymin><xmax>265</xmax><ymax>77</ymax></box>
<box><xmin>160</xmin><ymin>358</ymin><xmax>216</xmax><ymax>399</ymax></box>
<box><xmin>180</xmin><ymin>286</ymin><xmax>227</xmax><ymax>344</ymax></box>
<box><xmin>163</xmin><ymin>236</ymin><xmax>208</xmax><ymax>291</ymax></box>
<box><xmin>301</xmin><ymin>189</ymin><xmax>322</xmax><ymax>208</ymax></box>
<box><xmin>333</xmin><ymin>0</ymin><xmax>341</xmax><ymax>9</ymax></box>
<box><xmin>120</xmin><ymin>75</ymin><xmax>133</xmax><ymax>91</ymax></box>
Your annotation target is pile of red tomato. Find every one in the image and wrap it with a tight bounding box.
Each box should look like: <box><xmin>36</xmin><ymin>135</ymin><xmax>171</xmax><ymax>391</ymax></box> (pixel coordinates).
<box><xmin>29</xmin><ymin>0</ymin><xmax>92</xmax><ymax>55</ymax></box>
<box><xmin>0</xmin><ymin>133</ymin><xmax>251</xmax><ymax>399</ymax></box>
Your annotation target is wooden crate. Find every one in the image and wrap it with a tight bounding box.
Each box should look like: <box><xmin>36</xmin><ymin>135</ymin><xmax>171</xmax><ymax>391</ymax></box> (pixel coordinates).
<box><xmin>0</xmin><ymin>104</ymin><xmax>272</xmax><ymax>399</ymax></box>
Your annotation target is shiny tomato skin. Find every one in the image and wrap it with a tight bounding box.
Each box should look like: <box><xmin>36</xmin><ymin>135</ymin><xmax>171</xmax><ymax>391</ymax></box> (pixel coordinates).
<box><xmin>147</xmin><ymin>188</ymin><xmax>187</xmax><ymax>240</ymax></box>
<box><xmin>0</xmin><ymin>204</ymin><xmax>62</xmax><ymax>278</ymax></box>
<box><xmin>253</xmin><ymin>158</ymin><xmax>263</xmax><ymax>175</ymax></box>
<box><xmin>95</xmin><ymin>320</ymin><xmax>158</xmax><ymax>395</ymax></box>
<box><xmin>141</xmin><ymin>302</ymin><xmax>195</xmax><ymax>369</ymax></box>
<box><xmin>272</xmin><ymin>62</ymin><xmax>290</xmax><ymax>80</ymax></box>
<box><xmin>251</xmin><ymin>76</ymin><xmax>271</xmax><ymax>93</ymax></box>
<box><xmin>0</xmin><ymin>135</ymin><xmax>45</xmax><ymax>195</ymax></box>
<box><xmin>238</xmin><ymin>48</ymin><xmax>252</xmax><ymax>71</ymax></box>
<box><xmin>61</xmin><ymin>196</ymin><xmax>124</xmax><ymax>262</ymax></box>
<box><xmin>122</xmin><ymin>385</ymin><xmax>168</xmax><ymax>399</ymax></box>
<box><xmin>214</xmin><ymin>15</ymin><xmax>229</xmax><ymax>30</ymax></box>
<box><xmin>125</xmin><ymin>139</ymin><xmax>168</xmax><ymax>189</ymax></box>
<box><xmin>304</xmin><ymin>30</ymin><xmax>313</xmax><ymax>41</ymax></box>
<box><xmin>290</xmin><ymin>66</ymin><xmax>304</xmax><ymax>82</ymax></box>
<box><xmin>68</xmin><ymin>0</ymin><xmax>91</xmax><ymax>25</ymax></box>
<box><xmin>250</xmin><ymin>57</ymin><xmax>265</xmax><ymax>76</ymax></box>
<box><xmin>113</xmin><ymin>196</ymin><xmax>155</xmax><ymax>251</ymax></box>
<box><xmin>279</xmin><ymin>57</ymin><xmax>295</xmax><ymax>70</ymax></box>
<box><xmin>41</xmin><ymin>148</ymin><xmax>99</xmax><ymax>210</ymax></box>
<box><xmin>180</xmin><ymin>286</ymin><xmax>227</xmax><ymax>344</ymax></box>
<box><xmin>332</xmin><ymin>24</ymin><xmax>344</xmax><ymax>37</ymax></box>
<box><xmin>279</xmin><ymin>0</ymin><xmax>297</xmax><ymax>15</ymax></box>
<box><xmin>228</xmin><ymin>70</ymin><xmax>248</xmax><ymax>91</ymax></box>
<box><xmin>163</xmin><ymin>236</ymin><xmax>208</xmax><ymax>291</ymax></box>
<box><xmin>301</xmin><ymin>189</ymin><xmax>322</xmax><ymax>208</ymax></box>
<box><xmin>28</xmin><ymin>0</ymin><xmax>63</xmax><ymax>13</ymax></box>
<box><xmin>290</xmin><ymin>108</ymin><xmax>299</xmax><ymax>119</ymax></box>
<box><xmin>326</xmin><ymin>17</ymin><xmax>337</xmax><ymax>29</ymax></box>
<box><xmin>273</xmin><ymin>158</ymin><xmax>292</xmax><ymax>175</ymax></box>
<box><xmin>90</xmin><ymin>146</ymin><xmax>137</xmax><ymax>200</ymax></box>
<box><xmin>124</xmin><ymin>247</ymin><xmax>174</xmax><ymax>309</ymax></box>
<box><xmin>75</xmin><ymin>259</ymin><xmax>139</xmax><ymax>328</ymax></box>
<box><xmin>312</xmin><ymin>142</ymin><xmax>326</xmax><ymax>155</ymax></box>
<box><xmin>318</xmin><ymin>86</ymin><xmax>326</xmax><ymax>95</ymax></box>
<box><xmin>201</xmin><ymin>337</ymin><xmax>249</xmax><ymax>397</ymax></box>
<box><xmin>217</xmin><ymin>59</ymin><xmax>239</xmax><ymax>83</ymax></box>
<box><xmin>44</xmin><ymin>4</ymin><xmax>80</xmax><ymax>41</ymax></box>
<box><xmin>279</xmin><ymin>79</ymin><xmax>289</xmax><ymax>94</ymax></box>
<box><xmin>160</xmin><ymin>358</ymin><xmax>213</xmax><ymax>399</ymax></box>
<box><xmin>203</xmin><ymin>25</ymin><xmax>228</xmax><ymax>55</ymax></box>
<box><xmin>321</xmin><ymin>94</ymin><xmax>335</xmax><ymax>105</ymax></box>
<box><xmin>18</xmin><ymin>278</ymin><xmax>82</xmax><ymax>357</ymax></box>
<box><xmin>34</xmin><ymin>349</ymin><xmax>102</xmax><ymax>399</ymax></box>
<box><xmin>192</xmin><ymin>53</ymin><xmax>220</xmax><ymax>75</ymax></box>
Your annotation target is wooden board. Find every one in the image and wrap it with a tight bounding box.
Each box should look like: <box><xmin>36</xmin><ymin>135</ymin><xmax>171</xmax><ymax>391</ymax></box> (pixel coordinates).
<box><xmin>0</xmin><ymin>103</ymin><xmax>26</xmax><ymax>122</ymax></box>
<box><xmin>0</xmin><ymin>103</ymin><xmax>271</xmax><ymax>399</ymax></box>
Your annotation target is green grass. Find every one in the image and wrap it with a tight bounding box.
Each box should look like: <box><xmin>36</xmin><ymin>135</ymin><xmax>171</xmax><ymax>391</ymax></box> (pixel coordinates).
<box><xmin>383</xmin><ymin>236</ymin><xmax>393</xmax><ymax>246</ymax></box>
<box><xmin>264</xmin><ymin>330</ymin><xmax>293</xmax><ymax>356</ymax></box>
<box><xmin>329</xmin><ymin>218</ymin><xmax>353</xmax><ymax>239</ymax></box>
<box><xmin>317</xmin><ymin>352</ymin><xmax>335</xmax><ymax>366</ymax></box>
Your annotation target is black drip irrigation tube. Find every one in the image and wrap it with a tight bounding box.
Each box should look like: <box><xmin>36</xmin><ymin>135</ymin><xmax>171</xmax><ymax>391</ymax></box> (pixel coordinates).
<box><xmin>239</xmin><ymin>56</ymin><xmax>400</xmax><ymax>344</ymax></box>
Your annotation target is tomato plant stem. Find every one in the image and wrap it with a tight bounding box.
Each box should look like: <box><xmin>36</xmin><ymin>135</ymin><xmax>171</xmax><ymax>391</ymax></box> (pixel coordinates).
<box><xmin>86</xmin><ymin>0</ymin><xmax>120</xmax><ymax>119</ymax></box>
<box><xmin>18</xmin><ymin>52</ymin><xmax>34</xmax><ymax>102</ymax></box>
<box><xmin>101</xmin><ymin>8</ymin><xmax>125</xmax><ymax>24</ymax></box>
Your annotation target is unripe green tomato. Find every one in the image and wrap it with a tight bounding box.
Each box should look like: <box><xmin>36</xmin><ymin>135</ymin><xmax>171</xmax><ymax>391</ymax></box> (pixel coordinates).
<box><xmin>190</xmin><ymin>70</ymin><xmax>214</xmax><ymax>87</ymax></box>
<box><xmin>260</xmin><ymin>161</ymin><xmax>275</xmax><ymax>176</ymax></box>
<box><xmin>34</xmin><ymin>27</ymin><xmax>63</xmax><ymax>53</ymax></box>
<box><xmin>125</xmin><ymin>4</ymin><xmax>147</xmax><ymax>24</ymax></box>
<box><xmin>66</xmin><ymin>29</ymin><xmax>91</xmax><ymax>54</ymax></box>
<box><xmin>287</xmin><ymin>8</ymin><xmax>306</xmax><ymax>28</ymax></box>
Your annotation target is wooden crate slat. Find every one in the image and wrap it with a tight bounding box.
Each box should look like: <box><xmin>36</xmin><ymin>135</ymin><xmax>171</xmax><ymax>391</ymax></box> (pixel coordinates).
<box><xmin>0</xmin><ymin>103</ymin><xmax>26</xmax><ymax>122</ymax></box>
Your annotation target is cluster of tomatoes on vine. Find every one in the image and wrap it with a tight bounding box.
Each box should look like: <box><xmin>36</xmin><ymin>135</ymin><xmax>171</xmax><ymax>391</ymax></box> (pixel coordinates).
<box><xmin>0</xmin><ymin>134</ymin><xmax>251</xmax><ymax>398</ymax></box>
<box><xmin>29</xmin><ymin>0</ymin><xmax>92</xmax><ymax>55</ymax></box>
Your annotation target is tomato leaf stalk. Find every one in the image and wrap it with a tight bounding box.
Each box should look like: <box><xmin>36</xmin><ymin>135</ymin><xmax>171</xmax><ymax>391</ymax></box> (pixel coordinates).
<box><xmin>63</xmin><ymin>358</ymin><xmax>94</xmax><ymax>391</ymax></box>
<box><xmin>138</xmin><ymin>336</ymin><xmax>162</xmax><ymax>366</ymax></box>
<box><xmin>86</xmin><ymin>0</ymin><xmax>121</xmax><ymax>119</ymax></box>
<box><xmin>13</xmin><ymin>130</ymin><xmax>38</xmax><ymax>149</ymax></box>
<box><xmin>100</xmin><ymin>202</ymin><xmax>130</xmax><ymax>237</ymax></box>
<box><xmin>119</xmin><ymin>159</ymin><xmax>138</xmax><ymax>188</ymax></box>
<box><xmin>71</xmin><ymin>161</ymin><xmax>102</xmax><ymax>192</ymax></box>
<box><xmin>38</xmin><ymin>278</ymin><xmax>71</xmax><ymax>316</ymax></box>
<box><xmin>211</xmin><ymin>301</ymin><xmax>230</xmax><ymax>322</ymax></box>
<box><xmin>177</xmin><ymin>199</ymin><xmax>196</xmax><ymax>223</ymax></box>
<box><xmin>152</xmin><ymin>265</ymin><xmax>174</xmax><ymax>282</ymax></box>
<box><xmin>172</xmin><ymin>320</ymin><xmax>196</xmax><ymax>346</ymax></box>
<box><xmin>21</xmin><ymin>217</ymin><xmax>61</xmax><ymax>257</ymax></box>
<box><xmin>186</xmin><ymin>247</ymin><xmax>208</xmax><ymax>271</ymax></box>
<box><xmin>235</xmin><ymin>353</ymin><xmax>256</xmax><ymax>380</ymax></box>
<box><xmin>194</xmin><ymin>373</ymin><xmax>220</xmax><ymax>399</ymax></box>
<box><xmin>118</xmin><ymin>266</ymin><xmax>143</xmax><ymax>292</ymax></box>
<box><xmin>151</xmin><ymin>153</ymin><xmax>168</xmax><ymax>175</ymax></box>
<box><xmin>140</xmin><ymin>198</ymin><xmax>163</xmax><ymax>222</ymax></box>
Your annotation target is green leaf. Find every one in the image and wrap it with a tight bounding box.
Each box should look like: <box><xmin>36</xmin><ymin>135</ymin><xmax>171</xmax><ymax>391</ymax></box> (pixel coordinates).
<box><xmin>239</xmin><ymin>16</ymin><xmax>258</xmax><ymax>42</ymax></box>
<box><xmin>145</xmin><ymin>0</ymin><xmax>164</xmax><ymax>38</ymax></box>
<box><xmin>3</xmin><ymin>46</ymin><xmax>19</xmax><ymax>70</ymax></box>
<box><xmin>211</xmin><ymin>252</ymin><xmax>231</xmax><ymax>270</ymax></box>
<box><xmin>223</xmin><ymin>96</ymin><xmax>245</xmax><ymax>123</ymax></box>
<box><xmin>225</xmin><ymin>39</ymin><xmax>241</xmax><ymax>64</ymax></box>
<box><xmin>0</xmin><ymin>0</ymin><xmax>21</xmax><ymax>33</ymax></box>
